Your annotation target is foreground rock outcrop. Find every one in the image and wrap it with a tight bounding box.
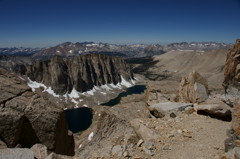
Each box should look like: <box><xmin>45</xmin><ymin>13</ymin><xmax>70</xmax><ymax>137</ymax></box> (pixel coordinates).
<box><xmin>27</xmin><ymin>54</ymin><xmax>133</xmax><ymax>95</ymax></box>
<box><xmin>0</xmin><ymin>68</ymin><xmax>74</xmax><ymax>155</ymax></box>
<box><xmin>221</xmin><ymin>39</ymin><xmax>240</xmax><ymax>158</ymax></box>
<box><xmin>223</xmin><ymin>102</ymin><xmax>240</xmax><ymax>159</ymax></box>
<box><xmin>145</xmin><ymin>83</ymin><xmax>170</xmax><ymax>106</ymax></box>
<box><xmin>223</xmin><ymin>39</ymin><xmax>240</xmax><ymax>94</ymax></box>
<box><xmin>72</xmin><ymin>92</ymin><xmax>151</xmax><ymax>158</ymax></box>
<box><xmin>75</xmin><ymin>107</ymin><xmax>140</xmax><ymax>158</ymax></box>
<box><xmin>149</xmin><ymin>102</ymin><xmax>193</xmax><ymax>118</ymax></box>
<box><xmin>179</xmin><ymin>71</ymin><xmax>209</xmax><ymax>103</ymax></box>
<box><xmin>0</xmin><ymin>147</ymin><xmax>80</xmax><ymax>159</ymax></box>
<box><xmin>0</xmin><ymin>148</ymin><xmax>35</xmax><ymax>159</ymax></box>
<box><xmin>195</xmin><ymin>99</ymin><xmax>232</xmax><ymax>121</ymax></box>
<box><xmin>232</xmin><ymin>103</ymin><xmax>240</xmax><ymax>140</ymax></box>
<box><xmin>76</xmin><ymin>106</ymin><xmax>229</xmax><ymax>158</ymax></box>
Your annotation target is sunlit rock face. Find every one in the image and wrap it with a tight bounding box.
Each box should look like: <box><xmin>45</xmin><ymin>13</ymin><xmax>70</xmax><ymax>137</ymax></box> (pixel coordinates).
<box><xmin>223</xmin><ymin>39</ymin><xmax>240</xmax><ymax>94</ymax></box>
<box><xmin>179</xmin><ymin>71</ymin><xmax>209</xmax><ymax>103</ymax></box>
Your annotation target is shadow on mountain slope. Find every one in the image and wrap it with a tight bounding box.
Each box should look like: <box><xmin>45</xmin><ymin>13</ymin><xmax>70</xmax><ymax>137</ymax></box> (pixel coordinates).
<box><xmin>125</xmin><ymin>56</ymin><xmax>159</xmax><ymax>73</ymax></box>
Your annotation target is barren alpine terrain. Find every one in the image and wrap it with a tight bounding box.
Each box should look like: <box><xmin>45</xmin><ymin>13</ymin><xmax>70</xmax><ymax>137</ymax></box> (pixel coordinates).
<box><xmin>0</xmin><ymin>40</ymin><xmax>239</xmax><ymax>159</ymax></box>
<box><xmin>1</xmin><ymin>0</ymin><xmax>240</xmax><ymax>158</ymax></box>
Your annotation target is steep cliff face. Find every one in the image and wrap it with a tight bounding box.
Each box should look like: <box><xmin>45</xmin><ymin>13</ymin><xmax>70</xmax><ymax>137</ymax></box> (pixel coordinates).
<box><xmin>27</xmin><ymin>54</ymin><xmax>134</xmax><ymax>95</ymax></box>
<box><xmin>223</xmin><ymin>39</ymin><xmax>240</xmax><ymax>91</ymax></box>
<box><xmin>0</xmin><ymin>56</ymin><xmax>31</xmax><ymax>75</ymax></box>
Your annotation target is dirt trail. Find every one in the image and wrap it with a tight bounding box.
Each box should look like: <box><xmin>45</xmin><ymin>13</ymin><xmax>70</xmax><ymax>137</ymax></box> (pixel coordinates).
<box><xmin>152</xmin><ymin>113</ymin><xmax>230</xmax><ymax>159</ymax></box>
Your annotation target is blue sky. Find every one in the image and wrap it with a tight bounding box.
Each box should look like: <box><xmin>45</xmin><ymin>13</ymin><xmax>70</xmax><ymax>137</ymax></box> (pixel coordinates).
<box><xmin>0</xmin><ymin>0</ymin><xmax>240</xmax><ymax>47</ymax></box>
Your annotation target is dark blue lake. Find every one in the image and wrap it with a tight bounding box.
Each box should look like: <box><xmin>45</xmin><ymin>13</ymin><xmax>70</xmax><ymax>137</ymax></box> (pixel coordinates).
<box><xmin>64</xmin><ymin>107</ymin><xmax>93</xmax><ymax>133</ymax></box>
<box><xmin>65</xmin><ymin>85</ymin><xmax>146</xmax><ymax>133</ymax></box>
<box><xmin>101</xmin><ymin>85</ymin><xmax>146</xmax><ymax>106</ymax></box>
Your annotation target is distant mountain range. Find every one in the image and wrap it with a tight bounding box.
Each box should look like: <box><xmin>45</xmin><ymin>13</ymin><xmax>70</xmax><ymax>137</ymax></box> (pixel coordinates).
<box><xmin>0</xmin><ymin>42</ymin><xmax>231</xmax><ymax>59</ymax></box>
<box><xmin>0</xmin><ymin>47</ymin><xmax>42</xmax><ymax>56</ymax></box>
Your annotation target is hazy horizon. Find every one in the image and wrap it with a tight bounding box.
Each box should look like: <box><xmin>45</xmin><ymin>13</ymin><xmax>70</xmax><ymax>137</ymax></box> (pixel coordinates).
<box><xmin>0</xmin><ymin>0</ymin><xmax>240</xmax><ymax>47</ymax></box>
<box><xmin>0</xmin><ymin>40</ymin><xmax>235</xmax><ymax>49</ymax></box>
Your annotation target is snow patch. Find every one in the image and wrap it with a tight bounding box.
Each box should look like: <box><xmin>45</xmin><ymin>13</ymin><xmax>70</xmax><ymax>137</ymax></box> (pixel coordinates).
<box><xmin>110</xmin><ymin>83</ymin><xmax>122</xmax><ymax>89</ymax></box>
<box><xmin>28</xmin><ymin>77</ymin><xmax>135</xmax><ymax>105</ymax></box>
<box><xmin>83</xmin><ymin>104</ymin><xmax>88</xmax><ymax>107</ymax></box>
<box><xmin>88</xmin><ymin>132</ymin><xmax>94</xmax><ymax>141</ymax></box>
<box><xmin>27</xmin><ymin>78</ymin><xmax>59</xmax><ymax>97</ymax></box>
<box><xmin>27</xmin><ymin>78</ymin><xmax>47</xmax><ymax>92</ymax></box>
<box><xmin>100</xmin><ymin>84</ymin><xmax>112</xmax><ymax>91</ymax></box>
<box><xmin>44</xmin><ymin>87</ymin><xmax>59</xmax><ymax>97</ymax></box>
<box><xmin>86</xmin><ymin>43</ymin><xmax>99</xmax><ymax>47</ymax></box>
<box><xmin>68</xmin><ymin>88</ymin><xmax>80</xmax><ymax>98</ymax></box>
<box><xmin>85</xmin><ymin>88</ymin><xmax>97</xmax><ymax>96</ymax></box>
<box><xmin>71</xmin><ymin>98</ymin><xmax>78</xmax><ymax>104</ymax></box>
<box><xmin>120</xmin><ymin>76</ymin><xmax>132</xmax><ymax>87</ymax></box>
<box><xmin>131</xmin><ymin>79</ymin><xmax>136</xmax><ymax>84</ymax></box>
<box><xmin>93</xmin><ymin>86</ymin><xmax>101</xmax><ymax>91</ymax></box>
<box><xmin>78</xmin><ymin>144</ymin><xmax>82</xmax><ymax>149</ymax></box>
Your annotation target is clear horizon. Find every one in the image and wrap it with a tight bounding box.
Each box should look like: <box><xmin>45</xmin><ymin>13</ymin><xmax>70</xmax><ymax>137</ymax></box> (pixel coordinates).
<box><xmin>0</xmin><ymin>0</ymin><xmax>240</xmax><ymax>47</ymax></box>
